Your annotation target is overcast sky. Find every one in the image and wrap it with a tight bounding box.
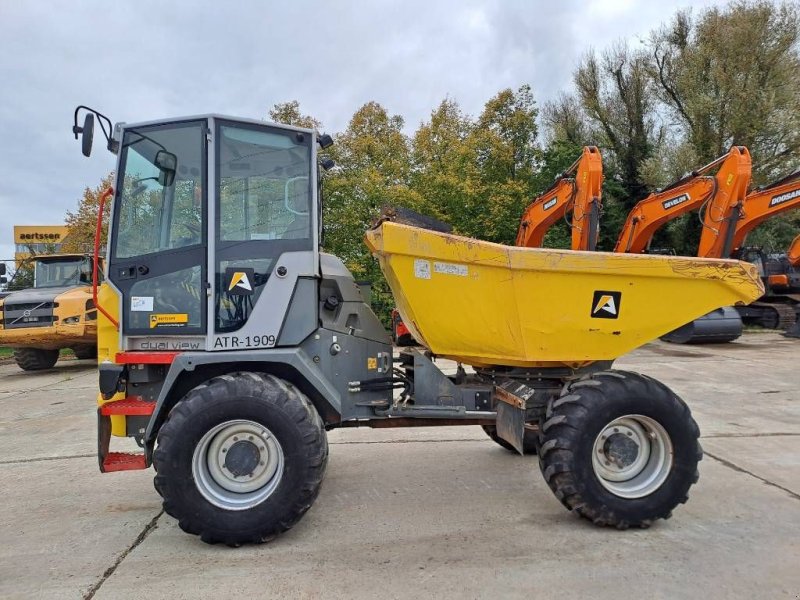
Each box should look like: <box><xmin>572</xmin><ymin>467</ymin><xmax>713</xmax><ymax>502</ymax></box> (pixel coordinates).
<box><xmin>0</xmin><ymin>0</ymin><xmax>726</xmax><ymax>266</ymax></box>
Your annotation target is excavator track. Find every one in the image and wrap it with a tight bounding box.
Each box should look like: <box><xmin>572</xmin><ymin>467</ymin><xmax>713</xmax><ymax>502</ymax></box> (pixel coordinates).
<box><xmin>750</xmin><ymin>302</ymin><xmax>797</xmax><ymax>330</ymax></box>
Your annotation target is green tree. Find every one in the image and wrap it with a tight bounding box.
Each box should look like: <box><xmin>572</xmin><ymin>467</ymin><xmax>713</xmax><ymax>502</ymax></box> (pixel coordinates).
<box><xmin>61</xmin><ymin>173</ymin><xmax>115</xmax><ymax>254</ymax></box>
<box><xmin>324</xmin><ymin>102</ymin><xmax>419</xmax><ymax>322</ymax></box>
<box><xmin>468</xmin><ymin>85</ymin><xmax>540</xmax><ymax>244</ymax></box>
<box><xmin>574</xmin><ymin>43</ymin><xmax>664</xmax><ymax>208</ymax></box>
<box><xmin>652</xmin><ymin>1</ymin><xmax>800</xmax><ymax>183</ymax></box>
<box><xmin>410</xmin><ymin>98</ymin><xmax>479</xmax><ymax>233</ymax></box>
<box><xmin>268</xmin><ymin>100</ymin><xmax>322</xmax><ymax>129</ymax></box>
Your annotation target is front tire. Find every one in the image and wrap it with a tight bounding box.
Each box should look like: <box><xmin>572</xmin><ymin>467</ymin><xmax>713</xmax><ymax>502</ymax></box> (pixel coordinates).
<box><xmin>13</xmin><ymin>348</ymin><xmax>59</xmax><ymax>371</ymax></box>
<box><xmin>153</xmin><ymin>372</ymin><xmax>328</xmax><ymax>545</ymax></box>
<box><xmin>538</xmin><ymin>370</ymin><xmax>701</xmax><ymax>528</ymax></box>
<box><xmin>73</xmin><ymin>345</ymin><xmax>97</xmax><ymax>360</ymax></box>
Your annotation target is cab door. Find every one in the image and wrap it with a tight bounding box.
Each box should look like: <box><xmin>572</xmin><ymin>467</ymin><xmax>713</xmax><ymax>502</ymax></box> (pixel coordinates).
<box><xmin>108</xmin><ymin>120</ymin><xmax>208</xmax><ymax>340</ymax></box>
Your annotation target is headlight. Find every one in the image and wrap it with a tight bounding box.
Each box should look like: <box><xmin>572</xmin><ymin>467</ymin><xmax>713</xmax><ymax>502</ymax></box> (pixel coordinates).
<box><xmin>63</xmin><ymin>316</ymin><xmax>80</xmax><ymax>324</ymax></box>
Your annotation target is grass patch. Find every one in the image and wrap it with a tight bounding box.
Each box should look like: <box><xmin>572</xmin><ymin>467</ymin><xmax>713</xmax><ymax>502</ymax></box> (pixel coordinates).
<box><xmin>0</xmin><ymin>347</ymin><xmax>75</xmax><ymax>358</ymax></box>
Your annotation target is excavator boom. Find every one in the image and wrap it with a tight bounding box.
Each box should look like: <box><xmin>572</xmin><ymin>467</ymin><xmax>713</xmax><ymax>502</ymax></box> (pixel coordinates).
<box><xmin>516</xmin><ymin>146</ymin><xmax>603</xmax><ymax>251</ymax></box>
<box><xmin>728</xmin><ymin>170</ymin><xmax>800</xmax><ymax>255</ymax></box>
<box><xmin>615</xmin><ymin>147</ymin><xmax>751</xmax><ymax>255</ymax></box>
<box><xmin>696</xmin><ymin>147</ymin><xmax>752</xmax><ymax>258</ymax></box>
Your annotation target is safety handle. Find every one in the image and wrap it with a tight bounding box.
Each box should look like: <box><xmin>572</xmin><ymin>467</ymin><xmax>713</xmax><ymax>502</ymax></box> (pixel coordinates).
<box><xmin>93</xmin><ymin>187</ymin><xmax>119</xmax><ymax>330</ymax></box>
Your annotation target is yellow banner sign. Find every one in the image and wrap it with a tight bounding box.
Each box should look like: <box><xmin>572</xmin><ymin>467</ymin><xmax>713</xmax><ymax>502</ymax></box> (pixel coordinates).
<box><xmin>149</xmin><ymin>314</ymin><xmax>189</xmax><ymax>329</ymax></box>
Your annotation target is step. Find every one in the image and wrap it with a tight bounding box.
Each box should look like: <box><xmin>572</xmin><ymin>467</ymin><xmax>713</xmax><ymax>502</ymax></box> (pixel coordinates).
<box><xmin>99</xmin><ymin>398</ymin><xmax>155</xmax><ymax>416</ymax></box>
<box><xmin>102</xmin><ymin>452</ymin><xmax>147</xmax><ymax>472</ymax></box>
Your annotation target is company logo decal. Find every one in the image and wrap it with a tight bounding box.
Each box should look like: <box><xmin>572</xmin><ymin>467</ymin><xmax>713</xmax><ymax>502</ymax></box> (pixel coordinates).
<box><xmin>591</xmin><ymin>290</ymin><xmax>622</xmax><ymax>319</ymax></box>
<box><xmin>225</xmin><ymin>267</ymin><xmax>256</xmax><ymax>296</ymax></box>
<box><xmin>150</xmin><ymin>314</ymin><xmax>189</xmax><ymax>328</ymax></box>
<box><xmin>543</xmin><ymin>198</ymin><xmax>558</xmax><ymax>211</ymax></box>
<box><xmin>662</xmin><ymin>193</ymin><xmax>690</xmax><ymax>210</ymax></box>
<box><xmin>769</xmin><ymin>188</ymin><xmax>800</xmax><ymax>207</ymax></box>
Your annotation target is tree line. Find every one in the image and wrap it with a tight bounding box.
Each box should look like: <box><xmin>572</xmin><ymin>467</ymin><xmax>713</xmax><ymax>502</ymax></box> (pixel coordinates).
<box><xmin>54</xmin><ymin>1</ymin><xmax>800</xmax><ymax>322</ymax></box>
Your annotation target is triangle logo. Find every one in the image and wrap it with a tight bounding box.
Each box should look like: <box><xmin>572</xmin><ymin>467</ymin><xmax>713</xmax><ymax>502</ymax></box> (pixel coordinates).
<box><xmin>591</xmin><ymin>290</ymin><xmax>622</xmax><ymax>319</ymax></box>
<box><xmin>225</xmin><ymin>267</ymin><xmax>256</xmax><ymax>296</ymax></box>
<box><xmin>228</xmin><ymin>271</ymin><xmax>252</xmax><ymax>292</ymax></box>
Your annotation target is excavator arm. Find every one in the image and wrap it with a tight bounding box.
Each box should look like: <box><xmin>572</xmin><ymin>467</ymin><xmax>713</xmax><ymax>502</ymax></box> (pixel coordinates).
<box><xmin>516</xmin><ymin>146</ymin><xmax>603</xmax><ymax>251</ymax></box>
<box><xmin>695</xmin><ymin>147</ymin><xmax>752</xmax><ymax>258</ymax></box>
<box><xmin>727</xmin><ymin>170</ymin><xmax>800</xmax><ymax>255</ymax></box>
<box><xmin>615</xmin><ymin>147</ymin><xmax>751</xmax><ymax>255</ymax></box>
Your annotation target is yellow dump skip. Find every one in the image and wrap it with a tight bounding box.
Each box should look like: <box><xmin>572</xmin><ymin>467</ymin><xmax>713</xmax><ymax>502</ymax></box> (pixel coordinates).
<box><xmin>365</xmin><ymin>222</ymin><xmax>764</xmax><ymax>368</ymax></box>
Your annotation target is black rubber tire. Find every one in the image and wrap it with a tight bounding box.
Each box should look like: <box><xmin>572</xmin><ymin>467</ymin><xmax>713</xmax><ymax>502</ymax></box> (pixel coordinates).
<box><xmin>153</xmin><ymin>372</ymin><xmax>328</xmax><ymax>546</ymax></box>
<box><xmin>481</xmin><ymin>424</ymin><xmax>540</xmax><ymax>455</ymax></box>
<box><xmin>538</xmin><ymin>370</ymin><xmax>701</xmax><ymax>529</ymax></box>
<box><xmin>73</xmin><ymin>345</ymin><xmax>97</xmax><ymax>360</ymax></box>
<box><xmin>12</xmin><ymin>348</ymin><xmax>59</xmax><ymax>371</ymax></box>
<box><xmin>757</xmin><ymin>308</ymin><xmax>779</xmax><ymax>330</ymax></box>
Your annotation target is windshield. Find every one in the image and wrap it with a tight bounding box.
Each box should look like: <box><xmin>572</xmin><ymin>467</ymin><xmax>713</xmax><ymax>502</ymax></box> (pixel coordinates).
<box><xmin>34</xmin><ymin>258</ymin><xmax>91</xmax><ymax>288</ymax></box>
<box><xmin>114</xmin><ymin>121</ymin><xmax>205</xmax><ymax>259</ymax></box>
<box><xmin>218</xmin><ymin>123</ymin><xmax>312</xmax><ymax>241</ymax></box>
<box><xmin>214</xmin><ymin>121</ymin><xmax>313</xmax><ymax>332</ymax></box>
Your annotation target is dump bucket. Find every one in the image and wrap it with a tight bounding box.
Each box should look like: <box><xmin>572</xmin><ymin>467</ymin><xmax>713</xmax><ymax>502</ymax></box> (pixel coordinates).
<box><xmin>365</xmin><ymin>221</ymin><xmax>764</xmax><ymax>368</ymax></box>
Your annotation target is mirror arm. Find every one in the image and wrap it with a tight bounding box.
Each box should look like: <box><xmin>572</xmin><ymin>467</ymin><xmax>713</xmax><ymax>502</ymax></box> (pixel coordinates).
<box><xmin>73</xmin><ymin>106</ymin><xmax>116</xmax><ymax>152</ymax></box>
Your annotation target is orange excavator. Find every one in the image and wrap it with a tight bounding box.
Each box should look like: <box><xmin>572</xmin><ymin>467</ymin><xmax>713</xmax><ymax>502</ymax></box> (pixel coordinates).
<box><xmin>614</xmin><ymin>146</ymin><xmax>752</xmax><ymax>255</ymax></box>
<box><xmin>783</xmin><ymin>234</ymin><xmax>800</xmax><ymax>338</ymax></box>
<box><xmin>516</xmin><ymin>146</ymin><xmax>603</xmax><ymax>251</ymax></box>
<box><xmin>612</xmin><ymin>147</ymin><xmax>752</xmax><ymax>343</ymax></box>
<box><xmin>665</xmin><ymin>167</ymin><xmax>800</xmax><ymax>337</ymax></box>
<box><xmin>723</xmin><ymin>170</ymin><xmax>800</xmax><ymax>331</ymax></box>
<box><xmin>728</xmin><ymin>170</ymin><xmax>800</xmax><ymax>256</ymax></box>
<box><xmin>789</xmin><ymin>233</ymin><xmax>800</xmax><ymax>268</ymax></box>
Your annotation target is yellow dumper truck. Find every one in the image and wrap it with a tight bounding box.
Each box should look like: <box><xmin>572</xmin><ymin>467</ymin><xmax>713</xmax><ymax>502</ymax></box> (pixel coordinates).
<box><xmin>0</xmin><ymin>254</ymin><xmax>99</xmax><ymax>370</ymax></box>
<box><xmin>73</xmin><ymin>107</ymin><xmax>762</xmax><ymax>546</ymax></box>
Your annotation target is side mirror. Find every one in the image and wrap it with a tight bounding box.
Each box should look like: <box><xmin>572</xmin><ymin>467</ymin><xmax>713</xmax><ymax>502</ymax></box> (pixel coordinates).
<box><xmin>317</xmin><ymin>133</ymin><xmax>334</xmax><ymax>149</ymax></box>
<box><xmin>81</xmin><ymin>113</ymin><xmax>95</xmax><ymax>157</ymax></box>
<box><xmin>155</xmin><ymin>150</ymin><xmax>177</xmax><ymax>187</ymax></box>
<box><xmin>0</xmin><ymin>263</ymin><xmax>6</xmax><ymax>276</ymax></box>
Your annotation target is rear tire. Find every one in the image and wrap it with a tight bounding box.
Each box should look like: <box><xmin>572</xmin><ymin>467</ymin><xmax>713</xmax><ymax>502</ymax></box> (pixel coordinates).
<box><xmin>538</xmin><ymin>370</ymin><xmax>701</xmax><ymax>528</ymax></box>
<box><xmin>153</xmin><ymin>372</ymin><xmax>328</xmax><ymax>545</ymax></box>
<box><xmin>73</xmin><ymin>345</ymin><xmax>97</xmax><ymax>360</ymax></box>
<box><xmin>13</xmin><ymin>348</ymin><xmax>59</xmax><ymax>371</ymax></box>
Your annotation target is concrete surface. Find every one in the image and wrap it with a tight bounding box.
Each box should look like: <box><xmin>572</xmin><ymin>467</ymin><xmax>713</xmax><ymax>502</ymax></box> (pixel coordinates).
<box><xmin>0</xmin><ymin>332</ymin><xmax>798</xmax><ymax>599</ymax></box>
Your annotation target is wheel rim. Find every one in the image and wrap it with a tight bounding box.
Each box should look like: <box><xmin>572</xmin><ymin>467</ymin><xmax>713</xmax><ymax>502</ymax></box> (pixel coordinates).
<box><xmin>591</xmin><ymin>414</ymin><xmax>673</xmax><ymax>499</ymax></box>
<box><xmin>192</xmin><ymin>419</ymin><xmax>284</xmax><ymax>511</ymax></box>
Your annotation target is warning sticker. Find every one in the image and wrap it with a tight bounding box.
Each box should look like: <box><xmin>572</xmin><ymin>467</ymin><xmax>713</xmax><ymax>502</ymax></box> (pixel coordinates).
<box><xmin>150</xmin><ymin>314</ymin><xmax>189</xmax><ymax>329</ymax></box>
<box><xmin>434</xmin><ymin>261</ymin><xmax>468</xmax><ymax>276</ymax></box>
<box><xmin>131</xmin><ymin>296</ymin><xmax>154</xmax><ymax>312</ymax></box>
<box><xmin>414</xmin><ymin>259</ymin><xmax>431</xmax><ymax>279</ymax></box>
